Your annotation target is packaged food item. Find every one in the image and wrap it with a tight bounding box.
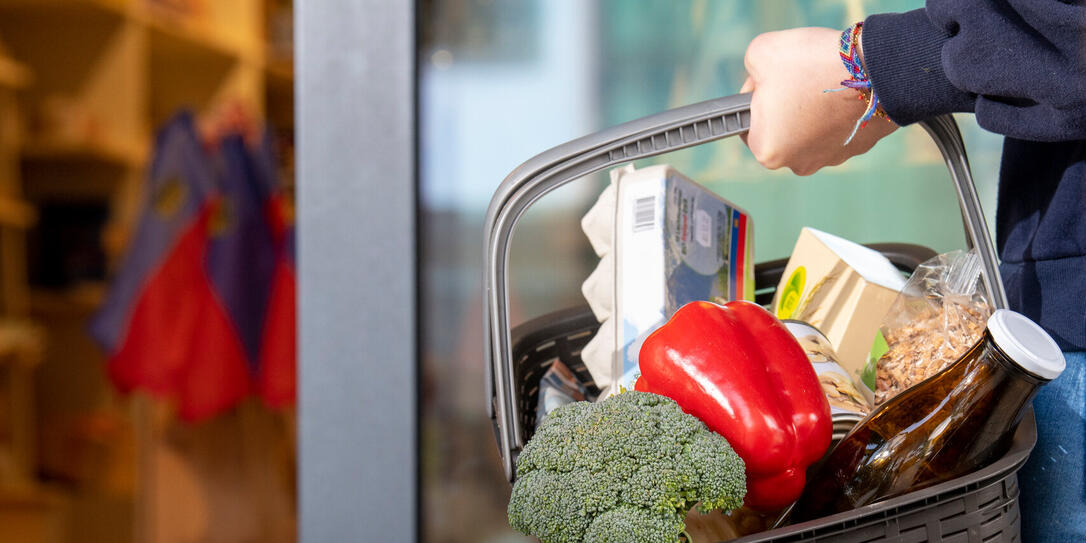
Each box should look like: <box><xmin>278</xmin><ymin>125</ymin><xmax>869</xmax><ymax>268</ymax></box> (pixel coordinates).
<box><xmin>534</xmin><ymin>360</ymin><xmax>588</xmax><ymax>423</ymax></box>
<box><xmin>870</xmin><ymin>249</ymin><xmax>991</xmax><ymax>404</ymax></box>
<box><xmin>580</xmin><ymin>181</ymin><xmax>615</xmax><ymax>257</ymax></box>
<box><xmin>579</xmin><ymin>164</ymin><xmax>754</xmax><ymax>394</ymax></box>
<box><xmin>580</xmin><ymin>252</ymin><xmax>613</xmax><ymax>321</ymax></box>
<box><xmin>577</xmin><ymin>317</ymin><xmax>614</xmax><ymax>389</ymax></box>
<box><xmin>782</xmin><ymin>320</ymin><xmax>871</xmax><ymax>421</ymax></box>
<box><xmin>579</xmin><ymin>182</ymin><xmax>618</xmax><ymax>390</ymax></box>
<box><xmin>772</xmin><ymin>227</ymin><xmax>907</xmax><ymax>405</ymax></box>
<box><xmin>636</xmin><ymin>301</ymin><xmax>831</xmax><ymax>511</ymax></box>
<box><xmin>793</xmin><ymin>310</ymin><xmax>1065</xmax><ymax>522</ymax></box>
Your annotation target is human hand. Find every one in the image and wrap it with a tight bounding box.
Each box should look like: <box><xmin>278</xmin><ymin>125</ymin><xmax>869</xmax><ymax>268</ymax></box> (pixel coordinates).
<box><xmin>740</xmin><ymin>27</ymin><xmax>897</xmax><ymax>176</ymax></box>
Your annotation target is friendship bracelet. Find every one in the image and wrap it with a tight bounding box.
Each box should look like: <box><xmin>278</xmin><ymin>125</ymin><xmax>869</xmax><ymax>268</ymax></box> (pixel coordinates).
<box><xmin>828</xmin><ymin>22</ymin><xmax>885</xmax><ymax>145</ymax></box>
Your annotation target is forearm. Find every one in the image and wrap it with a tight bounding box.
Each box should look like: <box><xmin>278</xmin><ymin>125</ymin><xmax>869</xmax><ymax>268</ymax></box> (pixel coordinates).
<box><xmin>862</xmin><ymin>2</ymin><xmax>1086</xmax><ymax>142</ymax></box>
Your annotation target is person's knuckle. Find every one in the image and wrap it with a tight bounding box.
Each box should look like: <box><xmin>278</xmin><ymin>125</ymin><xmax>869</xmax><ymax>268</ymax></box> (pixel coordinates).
<box><xmin>757</xmin><ymin>149</ymin><xmax>784</xmax><ymax>170</ymax></box>
<box><xmin>744</xmin><ymin>33</ymin><xmax>772</xmax><ymax>72</ymax></box>
<box><xmin>792</xmin><ymin>164</ymin><xmax>818</xmax><ymax>176</ymax></box>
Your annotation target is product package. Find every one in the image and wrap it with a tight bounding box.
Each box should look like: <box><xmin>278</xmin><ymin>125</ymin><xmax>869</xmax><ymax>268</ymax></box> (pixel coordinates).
<box><xmin>535</xmin><ymin>360</ymin><xmax>589</xmax><ymax>423</ymax></box>
<box><xmin>580</xmin><ymin>164</ymin><xmax>754</xmax><ymax>394</ymax></box>
<box><xmin>772</xmin><ymin>227</ymin><xmax>907</xmax><ymax>405</ymax></box>
<box><xmin>870</xmin><ymin>250</ymin><xmax>992</xmax><ymax>404</ymax></box>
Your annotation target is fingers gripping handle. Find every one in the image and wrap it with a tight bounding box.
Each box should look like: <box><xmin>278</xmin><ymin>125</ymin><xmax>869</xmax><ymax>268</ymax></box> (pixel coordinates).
<box><xmin>483</xmin><ymin>93</ymin><xmax>1004</xmax><ymax>482</ymax></box>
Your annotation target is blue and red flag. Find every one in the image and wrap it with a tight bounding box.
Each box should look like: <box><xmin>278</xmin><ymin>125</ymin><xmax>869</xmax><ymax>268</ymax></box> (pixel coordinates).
<box><xmin>89</xmin><ymin>111</ymin><xmax>218</xmax><ymax>401</ymax></box>
<box><xmin>258</xmin><ymin>205</ymin><xmax>296</xmax><ymax>408</ymax></box>
<box><xmin>92</xmin><ymin>113</ymin><xmax>295</xmax><ymax>420</ymax></box>
<box><xmin>249</xmin><ymin>131</ymin><xmax>296</xmax><ymax>408</ymax></box>
<box><xmin>173</xmin><ymin>133</ymin><xmax>279</xmax><ymax>421</ymax></box>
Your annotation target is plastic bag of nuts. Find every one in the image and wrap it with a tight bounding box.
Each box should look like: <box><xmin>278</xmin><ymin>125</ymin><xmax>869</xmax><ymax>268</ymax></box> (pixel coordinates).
<box><xmin>870</xmin><ymin>250</ymin><xmax>992</xmax><ymax>405</ymax></box>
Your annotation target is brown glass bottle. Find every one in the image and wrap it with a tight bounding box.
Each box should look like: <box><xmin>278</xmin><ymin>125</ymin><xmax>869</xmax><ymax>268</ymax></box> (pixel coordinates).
<box><xmin>791</xmin><ymin>310</ymin><xmax>1064</xmax><ymax>522</ymax></box>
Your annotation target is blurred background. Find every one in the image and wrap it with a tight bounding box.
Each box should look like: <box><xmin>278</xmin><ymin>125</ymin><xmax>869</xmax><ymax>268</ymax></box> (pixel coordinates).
<box><xmin>0</xmin><ymin>0</ymin><xmax>1007</xmax><ymax>542</ymax></box>
<box><xmin>418</xmin><ymin>1</ymin><xmax>1002</xmax><ymax>542</ymax></box>
<box><xmin>0</xmin><ymin>0</ymin><xmax>295</xmax><ymax>542</ymax></box>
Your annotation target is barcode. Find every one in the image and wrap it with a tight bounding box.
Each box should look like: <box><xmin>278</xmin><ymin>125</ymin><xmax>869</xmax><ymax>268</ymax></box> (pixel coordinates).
<box><xmin>632</xmin><ymin>196</ymin><xmax>656</xmax><ymax>232</ymax></box>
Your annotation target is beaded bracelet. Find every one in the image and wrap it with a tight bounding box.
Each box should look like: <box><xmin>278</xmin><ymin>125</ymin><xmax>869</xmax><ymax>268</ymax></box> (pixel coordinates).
<box><xmin>829</xmin><ymin>22</ymin><xmax>885</xmax><ymax>145</ymax></box>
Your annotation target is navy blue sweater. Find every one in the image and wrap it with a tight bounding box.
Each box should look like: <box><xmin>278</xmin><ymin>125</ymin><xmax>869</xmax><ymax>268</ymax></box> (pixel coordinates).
<box><xmin>863</xmin><ymin>2</ymin><xmax>1086</xmax><ymax>350</ymax></box>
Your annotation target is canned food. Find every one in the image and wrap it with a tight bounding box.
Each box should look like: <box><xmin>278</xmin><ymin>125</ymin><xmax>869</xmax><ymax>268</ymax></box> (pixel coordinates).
<box><xmin>782</xmin><ymin>320</ymin><xmax>873</xmax><ymax>429</ymax></box>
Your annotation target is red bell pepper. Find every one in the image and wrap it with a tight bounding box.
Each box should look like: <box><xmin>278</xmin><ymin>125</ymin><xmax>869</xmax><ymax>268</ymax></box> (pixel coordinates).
<box><xmin>635</xmin><ymin>300</ymin><xmax>831</xmax><ymax>511</ymax></box>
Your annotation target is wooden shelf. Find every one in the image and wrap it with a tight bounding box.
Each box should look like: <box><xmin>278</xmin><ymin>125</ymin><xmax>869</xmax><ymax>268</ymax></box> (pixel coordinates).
<box><xmin>138</xmin><ymin>4</ymin><xmax>262</xmax><ymax>68</ymax></box>
<box><xmin>0</xmin><ymin>0</ymin><xmax>126</xmax><ymax>15</ymax></box>
<box><xmin>22</xmin><ymin>139</ymin><xmax>146</xmax><ymax>169</ymax></box>
<box><xmin>264</xmin><ymin>52</ymin><xmax>293</xmax><ymax>131</ymax></box>
<box><xmin>30</xmin><ymin>283</ymin><xmax>106</xmax><ymax>315</ymax></box>
<box><xmin>265</xmin><ymin>58</ymin><xmax>293</xmax><ymax>87</ymax></box>
<box><xmin>144</xmin><ymin>13</ymin><xmax>248</xmax><ymax>68</ymax></box>
<box><xmin>0</xmin><ymin>53</ymin><xmax>29</xmax><ymax>88</ymax></box>
<box><xmin>0</xmin><ymin>196</ymin><xmax>36</xmax><ymax>229</ymax></box>
<box><xmin>0</xmin><ymin>319</ymin><xmax>43</xmax><ymax>367</ymax></box>
<box><xmin>0</xmin><ymin>0</ymin><xmax>128</xmax><ymax>36</ymax></box>
<box><xmin>0</xmin><ymin>0</ymin><xmax>262</xmax><ymax>67</ymax></box>
<box><xmin>0</xmin><ymin>484</ymin><xmax>66</xmax><ymax>543</ymax></box>
<box><xmin>0</xmin><ymin>484</ymin><xmax>63</xmax><ymax>506</ymax></box>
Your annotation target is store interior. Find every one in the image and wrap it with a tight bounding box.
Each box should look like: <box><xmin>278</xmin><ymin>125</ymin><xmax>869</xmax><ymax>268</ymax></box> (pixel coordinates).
<box><xmin>0</xmin><ymin>1</ymin><xmax>294</xmax><ymax>542</ymax></box>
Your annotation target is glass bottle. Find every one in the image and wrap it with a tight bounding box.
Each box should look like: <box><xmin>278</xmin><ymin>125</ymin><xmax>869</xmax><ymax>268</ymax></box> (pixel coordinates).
<box><xmin>791</xmin><ymin>309</ymin><xmax>1065</xmax><ymax>522</ymax></box>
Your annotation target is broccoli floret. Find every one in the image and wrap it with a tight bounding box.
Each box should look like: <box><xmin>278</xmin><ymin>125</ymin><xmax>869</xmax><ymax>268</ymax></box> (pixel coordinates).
<box><xmin>507</xmin><ymin>391</ymin><xmax>745</xmax><ymax>543</ymax></box>
<box><xmin>584</xmin><ymin>506</ymin><xmax>684</xmax><ymax>543</ymax></box>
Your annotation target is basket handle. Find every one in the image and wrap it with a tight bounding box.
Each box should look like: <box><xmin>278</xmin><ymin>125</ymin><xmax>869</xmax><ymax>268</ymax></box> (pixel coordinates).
<box><xmin>483</xmin><ymin>92</ymin><xmax>1006</xmax><ymax>481</ymax></box>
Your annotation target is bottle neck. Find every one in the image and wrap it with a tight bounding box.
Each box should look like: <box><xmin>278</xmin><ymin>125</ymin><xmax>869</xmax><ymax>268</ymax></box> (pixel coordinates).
<box><xmin>951</xmin><ymin>332</ymin><xmax>1044</xmax><ymax>463</ymax></box>
<box><xmin>982</xmin><ymin>330</ymin><xmax>1050</xmax><ymax>387</ymax></box>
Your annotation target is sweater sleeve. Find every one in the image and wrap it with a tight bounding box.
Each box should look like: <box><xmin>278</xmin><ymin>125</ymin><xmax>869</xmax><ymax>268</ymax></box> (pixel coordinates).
<box><xmin>862</xmin><ymin>1</ymin><xmax>1086</xmax><ymax>142</ymax></box>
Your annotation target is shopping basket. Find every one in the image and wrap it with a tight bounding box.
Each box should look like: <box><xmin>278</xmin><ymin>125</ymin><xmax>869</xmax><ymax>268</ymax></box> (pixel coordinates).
<box><xmin>483</xmin><ymin>93</ymin><xmax>1031</xmax><ymax>542</ymax></box>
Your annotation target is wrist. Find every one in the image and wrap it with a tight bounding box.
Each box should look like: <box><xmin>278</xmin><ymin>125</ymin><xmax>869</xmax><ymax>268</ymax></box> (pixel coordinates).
<box><xmin>835</xmin><ymin>22</ymin><xmax>885</xmax><ymax>144</ymax></box>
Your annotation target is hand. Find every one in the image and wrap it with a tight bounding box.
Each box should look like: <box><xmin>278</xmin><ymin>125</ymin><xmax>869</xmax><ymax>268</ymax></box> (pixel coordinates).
<box><xmin>740</xmin><ymin>27</ymin><xmax>897</xmax><ymax>176</ymax></box>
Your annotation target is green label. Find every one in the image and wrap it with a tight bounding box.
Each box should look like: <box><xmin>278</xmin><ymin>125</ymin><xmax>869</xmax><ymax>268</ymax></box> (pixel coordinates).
<box><xmin>865</xmin><ymin>329</ymin><xmax>888</xmax><ymax>390</ymax></box>
<box><xmin>776</xmin><ymin>266</ymin><xmax>806</xmax><ymax>319</ymax></box>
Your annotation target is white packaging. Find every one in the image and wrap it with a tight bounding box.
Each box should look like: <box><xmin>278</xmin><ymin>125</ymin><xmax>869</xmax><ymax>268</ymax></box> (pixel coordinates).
<box><xmin>580</xmin><ymin>164</ymin><xmax>754</xmax><ymax>395</ymax></box>
<box><xmin>581</xmin><ymin>253</ymin><xmax>614</xmax><ymax>321</ymax></box>
<box><xmin>580</xmin><ymin>182</ymin><xmax>615</xmax><ymax>257</ymax></box>
<box><xmin>579</xmin><ymin>317</ymin><xmax>615</xmax><ymax>390</ymax></box>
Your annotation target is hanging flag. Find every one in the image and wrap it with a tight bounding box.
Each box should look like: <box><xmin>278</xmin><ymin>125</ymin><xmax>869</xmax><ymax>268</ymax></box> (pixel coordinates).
<box><xmin>89</xmin><ymin>112</ymin><xmax>217</xmax><ymax>398</ymax></box>
<box><xmin>252</xmin><ymin>132</ymin><xmax>296</xmax><ymax>408</ymax></box>
<box><xmin>174</xmin><ymin>134</ymin><xmax>276</xmax><ymax>420</ymax></box>
<box><xmin>258</xmin><ymin>213</ymin><xmax>296</xmax><ymax>408</ymax></box>
<box><xmin>203</xmin><ymin>134</ymin><xmax>277</xmax><ymax>371</ymax></box>
<box><xmin>93</xmin><ymin>112</ymin><xmax>296</xmax><ymax>420</ymax></box>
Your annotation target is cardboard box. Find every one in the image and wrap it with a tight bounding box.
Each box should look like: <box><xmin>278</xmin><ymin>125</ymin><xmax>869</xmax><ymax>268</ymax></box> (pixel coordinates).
<box><xmin>772</xmin><ymin>227</ymin><xmax>906</xmax><ymax>404</ymax></box>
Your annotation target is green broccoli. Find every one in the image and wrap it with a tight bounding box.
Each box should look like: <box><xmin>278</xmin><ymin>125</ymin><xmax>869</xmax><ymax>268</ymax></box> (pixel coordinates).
<box><xmin>507</xmin><ymin>390</ymin><xmax>746</xmax><ymax>543</ymax></box>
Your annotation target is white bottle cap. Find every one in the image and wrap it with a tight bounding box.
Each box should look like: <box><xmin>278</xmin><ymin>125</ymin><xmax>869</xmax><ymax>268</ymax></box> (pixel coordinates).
<box><xmin>987</xmin><ymin>309</ymin><xmax>1065</xmax><ymax>381</ymax></box>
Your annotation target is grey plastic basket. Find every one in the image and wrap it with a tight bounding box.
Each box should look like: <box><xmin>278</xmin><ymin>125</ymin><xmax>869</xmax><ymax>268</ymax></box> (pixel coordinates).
<box><xmin>483</xmin><ymin>93</ymin><xmax>1032</xmax><ymax>542</ymax></box>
